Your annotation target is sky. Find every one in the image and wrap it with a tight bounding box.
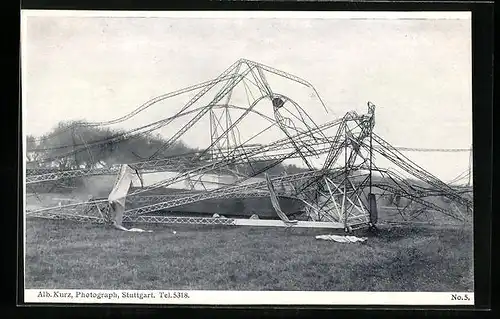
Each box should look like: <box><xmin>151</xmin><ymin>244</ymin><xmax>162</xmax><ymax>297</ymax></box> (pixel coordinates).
<box><xmin>21</xmin><ymin>11</ymin><xmax>472</xmax><ymax>182</ymax></box>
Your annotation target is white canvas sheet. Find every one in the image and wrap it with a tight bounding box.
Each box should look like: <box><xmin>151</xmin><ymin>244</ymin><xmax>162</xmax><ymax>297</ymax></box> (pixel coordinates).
<box><xmin>108</xmin><ymin>164</ymin><xmax>136</xmax><ymax>227</ymax></box>
<box><xmin>108</xmin><ymin>164</ymin><xmax>136</xmax><ymax>207</ymax></box>
<box><xmin>112</xmin><ymin>223</ymin><xmax>153</xmax><ymax>232</ymax></box>
<box><xmin>315</xmin><ymin>235</ymin><xmax>368</xmax><ymax>243</ymax></box>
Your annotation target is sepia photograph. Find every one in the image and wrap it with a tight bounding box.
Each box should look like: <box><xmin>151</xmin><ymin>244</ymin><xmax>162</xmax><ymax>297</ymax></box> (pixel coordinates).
<box><xmin>21</xmin><ymin>10</ymin><xmax>474</xmax><ymax>305</ymax></box>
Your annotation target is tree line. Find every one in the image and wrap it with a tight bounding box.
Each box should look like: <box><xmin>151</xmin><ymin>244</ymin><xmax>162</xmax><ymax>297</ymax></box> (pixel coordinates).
<box><xmin>26</xmin><ymin>120</ymin><xmax>308</xmax><ymax>176</ymax></box>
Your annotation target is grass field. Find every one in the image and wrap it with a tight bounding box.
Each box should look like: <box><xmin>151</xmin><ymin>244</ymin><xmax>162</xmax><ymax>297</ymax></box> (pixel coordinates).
<box><xmin>24</xmin><ymin>218</ymin><xmax>473</xmax><ymax>292</ymax></box>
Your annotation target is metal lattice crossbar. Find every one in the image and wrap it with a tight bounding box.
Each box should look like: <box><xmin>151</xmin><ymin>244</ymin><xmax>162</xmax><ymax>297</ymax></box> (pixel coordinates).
<box><xmin>27</xmin><ymin>211</ymin><xmax>105</xmax><ymax>223</ymax></box>
<box><xmin>122</xmin><ymin>215</ymin><xmax>236</xmax><ymax>225</ymax></box>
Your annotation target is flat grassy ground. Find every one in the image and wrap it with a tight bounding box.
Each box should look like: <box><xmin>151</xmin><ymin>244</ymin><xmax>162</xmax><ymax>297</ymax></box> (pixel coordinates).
<box><xmin>24</xmin><ymin>218</ymin><xmax>473</xmax><ymax>291</ymax></box>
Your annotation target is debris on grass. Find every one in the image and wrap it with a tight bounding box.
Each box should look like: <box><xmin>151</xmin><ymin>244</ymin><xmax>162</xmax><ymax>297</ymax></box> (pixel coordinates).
<box><xmin>112</xmin><ymin>223</ymin><xmax>153</xmax><ymax>233</ymax></box>
<box><xmin>315</xmin><ymin>234</ymin><xmax>368</xmax><ymax>243</ymax></box>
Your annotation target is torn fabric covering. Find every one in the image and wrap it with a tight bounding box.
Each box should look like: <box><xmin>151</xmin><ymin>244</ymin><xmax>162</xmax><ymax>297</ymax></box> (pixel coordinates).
<box><xmin>107</xmin><ymin>164</ymin><xmax>135</xmax><ymax>227</ymax></box>
<box><xmin>108</xmin><ymin>164</ymin><xmax>135</xmax><ymax>207</ymax></box>
<box><xmin>107</xmin><ymin>165</ymin><xmax>153</xmax><ymax>232</ymax></box>
<box><xmin>265</xmin><ymin>173</ymin><xmax>298</xmax><ymax>226</ymax></box>
<box><xmin>315</xmin><ymin>235</ymin><xmax>368</xmax><ymax>243</ymax></box>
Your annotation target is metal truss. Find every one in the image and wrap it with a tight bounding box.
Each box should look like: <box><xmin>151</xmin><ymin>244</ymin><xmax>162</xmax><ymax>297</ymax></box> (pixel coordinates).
<box><xmin>125</xmin><ymin>171</ymin><xmax>322</xmax><ymax>217</ymax></box>
<box><xmin>25</xmin><ymin>59</ymin><xmax>473</xmax><ymax>229</ymax></box>
<box><xmin>123</xmin><ymin>215</ymin><xmax>236</xmax><ymax>226</ymax></box>
<box><xmin>26</xmin><ymin>211</ymin><xmax>105</xmax><ymax>224</ymax></box>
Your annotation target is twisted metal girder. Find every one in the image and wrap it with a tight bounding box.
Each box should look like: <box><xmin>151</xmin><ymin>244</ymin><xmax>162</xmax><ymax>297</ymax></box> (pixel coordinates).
<box><xmin>369</xmin><ymin>134</ymin><xmax>472</xmax><ymax>209</ymax></box>
<box><xmin>25</xmin><ymin>60</ymin><xmax>472</xmax><ymax>228</ymax></box>
<box><xmin>148</xmin><ymin>62</ymin><xmax>255</xmax><ymax>159</ymax></box>
<box><xmin>26</xmin><ymin>114</ymin><xmax>344</xmax><ymax>186</ymax></box>
<box><xmin>124</xmin><ymin>170</ymin><xmax>323</xmax><ymax>217</ymax></box>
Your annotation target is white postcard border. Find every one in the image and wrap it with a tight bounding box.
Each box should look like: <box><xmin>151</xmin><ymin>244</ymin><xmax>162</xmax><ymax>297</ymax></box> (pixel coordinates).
<box><xmin>25</xmin><ymin>290</ymin><xmax>474</xmax><ymax>305</ymax></box>
<box><xmin>20</xmin><ymin>9</ymin><xmax>474</xmax><ymax>307</ymax></box>
<box><xmin>20</xmin><ymin>10</ymin><xmax>471</xmax><ymax>20</ymax></box>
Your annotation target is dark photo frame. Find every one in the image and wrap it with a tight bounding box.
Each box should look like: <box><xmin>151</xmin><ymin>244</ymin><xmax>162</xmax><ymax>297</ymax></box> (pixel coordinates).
<box><xmin>13</xmin><ymin>1</ymin><xmax>494</xmax><ymax>318</ymax></box>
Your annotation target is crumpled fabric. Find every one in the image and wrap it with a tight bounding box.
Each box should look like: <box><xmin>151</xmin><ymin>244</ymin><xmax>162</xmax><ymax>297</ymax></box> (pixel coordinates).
<box><xmin>315</xmin><ymin>235</ymin><xmax>367</xmax><ymax>243</ymax></box>
<box><xmin>108</xmin><ymin>164</ymin><xmax>136</xmax><ymax>207</ymax></box>
<box><xmin>112</xmin><ymin>222</ymin><xmax>153</xmax><ymax>233</ymax></box>
<box><xmin>108</xmin><ymin>165</ymin><xmax>135</xmax><ymax>226</ymax></box>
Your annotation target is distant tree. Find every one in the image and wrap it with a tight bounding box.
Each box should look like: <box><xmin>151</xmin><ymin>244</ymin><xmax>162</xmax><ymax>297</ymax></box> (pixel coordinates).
<box><xmin>284</xmin><ymin>163</ymin><xmax>311</xmax><ymax>174</ymax></box>
<box><xmin>26</xmin><ymin>135</ymin><xmax>41</xmax><ymax>162</ymax></box>
<box><xmin>35</xmin><ymin>121</ymin><xmax>200</xmax><ymax>169</ymax></box>
<box><xmin>33</xmin><ymin>120</ymin><xmax>325</xmax><ymax>174</ymax></box>
<box><xmin>36</xmin><ymin>120</ymin><xmax>119</xmax><ymax>169</ymax></box>
<box><xmin>26</xmin><ymin>135</ymin><xmax>49</xmax><ymax>170</ymax></box>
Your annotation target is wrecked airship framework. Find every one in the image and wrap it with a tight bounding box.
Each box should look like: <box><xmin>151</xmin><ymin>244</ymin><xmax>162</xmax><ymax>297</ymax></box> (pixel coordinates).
<box><xmin>25</xmin><ymin>59</ymin><xmax>473</xmax><ymax>231</ymax></box>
